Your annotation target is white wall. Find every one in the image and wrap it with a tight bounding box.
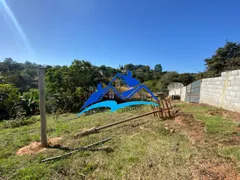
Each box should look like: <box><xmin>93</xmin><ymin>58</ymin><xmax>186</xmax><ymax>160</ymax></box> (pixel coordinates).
<box><xmin>169</xmin><ymin>89</ymin><xmax>181</xmax><ymax>96</ymax></box>
<box><xmin>180</xmin><ymin>86</ymin><xmax>186</xmax><ymax>101</ymax></box>
<box><xmin>169</xmin><ymin>69</ymin><xmax>240</xmax><ymax>113</ymax></box>
<box><xmin>200</xmin><ymin>69</ymin><xmax>240</xmax><ymax>112</ymax></box>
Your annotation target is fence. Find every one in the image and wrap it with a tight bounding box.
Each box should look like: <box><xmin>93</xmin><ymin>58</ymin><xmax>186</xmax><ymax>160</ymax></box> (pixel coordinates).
<box><xmin>169</xmin><ymin>69</ymin><xmax>240</xmax><ymax>113</ymax></box>
<box><xmin>185</xmin><ymin>80</ymin><xmax>201</xmax><ymax>103</ymax></box>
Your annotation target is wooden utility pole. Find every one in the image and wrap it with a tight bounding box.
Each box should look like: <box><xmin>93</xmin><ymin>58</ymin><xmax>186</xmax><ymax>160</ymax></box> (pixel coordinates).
<box><xmin>38</xmin><ymin>68</ymin><xmax>48</xmax><ymax>147</ymax></box>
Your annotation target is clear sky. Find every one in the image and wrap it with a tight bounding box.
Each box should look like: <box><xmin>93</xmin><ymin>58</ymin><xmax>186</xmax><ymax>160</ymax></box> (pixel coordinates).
<box><xmin>0</xmin><ymin>0</ymin><xmax>239</xmax><ymax>73</ymax></box>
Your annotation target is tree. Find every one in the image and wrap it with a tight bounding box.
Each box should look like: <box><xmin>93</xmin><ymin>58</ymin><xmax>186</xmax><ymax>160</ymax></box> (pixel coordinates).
<box><xmin>22</xmin><ymin>89</ymin><xmax>39</xmax><ymax>116</ymax></box>
<box><xmin>156</xmin><ymin>71</ymin><xmax>179</xmax><ymax>92</ymax></box>
<box><xmin>144</xmin><ymin>80</ymin><xmax>158</xmax><ymax>92</ymax></box>
<box><xmin>124</xmin><ymin>64</ymin><xmax>136</xmax><ymax>71</ymax></box>
<box><xmin>153</xmin><ymin>64</ymin><xmax>163</xmax><ymax>79</ymax></box>
<box><xmin>205</xmin><ymin>41</ymin><xmax>240</xmax><ymax>76</ymax></box>
<box><xmin>154</xmin><ymin>64</ymin><xmax>162</xmax><ymax>73</ymax></box>
<box><xmin>177</xmin><ymin>73</ymin><xmax>195</xmax><ymax>86</ymax></box>
<box><xmin>0</xmin><ymin>84</ymin><xmax>20</xmax><ymax>119</ymax></box>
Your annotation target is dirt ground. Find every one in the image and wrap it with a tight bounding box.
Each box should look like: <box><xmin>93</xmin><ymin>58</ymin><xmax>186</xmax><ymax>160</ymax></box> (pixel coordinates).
<box><xmin>168</xmin><ymin>105</ymin><xmax>240</xmax><ymax>179</ymax></box>
<box><xmin>174</xmin><ymin>113</ymin><xmax>205</xmax><ymax>145</ymax></box>
<box><xmin>208</xmin><ymin>108</ymin><xmax>240</xmax><ymax>122</ymax></box>
<box><xmin>16</xmin><ymin>137</ymin><xmax>62</xmax><ymax>155</ymax></box>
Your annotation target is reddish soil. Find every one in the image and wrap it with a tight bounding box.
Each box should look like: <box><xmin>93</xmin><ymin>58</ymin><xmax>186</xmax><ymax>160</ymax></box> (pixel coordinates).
<box><xmin>16</xmin><ymin>142</ymin><xmax>46</xmax><ymax>155</ymax></box>
<box><xmin>16</xmin><ymin>137</ymin><xmax>62</xmax><ymax>155</ymax></box>
<box><xmin>208</xmin><ymin>108</ymin><xmax>240</xmax><ymax>122</ymax></box>
<box><xmin>171</xmin><ymin>108</ymin><xmax>240</xmax><ymax>179</ymax></box>
<box><xmin>219</xmin><ymin>135</ymin><xmax>240</xmax><ymax>146</ymax></box>
<box><xmin>193</xmin><ymin>160</ymin><xmax>240</xmax><ymax>180</ymax></box>
<box><xmin>173</xmin><ymin>106</ymin><xmax>240</xmax><ymax>146</ymax></box>
<box><xmin>48</xmin><ymin>137</ymin><xmax>62</xmax><ymax>147</ymax></box>
<box><xmin>174</xmin><ymin>113</ymin><xmax>205</xmax><ymax>145</ymax></box>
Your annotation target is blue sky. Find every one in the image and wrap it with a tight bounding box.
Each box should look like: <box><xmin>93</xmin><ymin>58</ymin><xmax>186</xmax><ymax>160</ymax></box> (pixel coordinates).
<box><xmin>0</xmin><ymin>0</ymin><xmax>239</xmax><ymax>73</ymax></box>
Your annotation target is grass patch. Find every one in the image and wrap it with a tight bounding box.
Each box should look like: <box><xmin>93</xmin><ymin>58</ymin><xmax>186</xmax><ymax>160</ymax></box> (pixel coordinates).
<box><xmin>0</xmin><ymin>104</ymin><xmax>239</xmax><ymax>179</ymax></box>
<box><xmin>177</xmin><ymin>102</ymin><xmax>238</xmax><ymax>136</ymax></box>
<box><xmin>218</xmin><ymin>146</ymin><xmax>240</xmax><ymax>161</ymax></box>
<box><xmin>2</xmin><ymin>116</ymin><xmax>40</xmax><ymax>128</ymax></box>
<box><xmin>0</xmin><ymin>106</ymin><xmax>196</xmax><ymax>179</ymax></box>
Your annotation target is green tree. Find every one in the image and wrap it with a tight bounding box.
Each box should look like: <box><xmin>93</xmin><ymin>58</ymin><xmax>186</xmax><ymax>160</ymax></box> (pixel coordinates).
<box><xmin>205</xmin><ymin>41</ymin><xmax>240</xmax><ymax>76</ymax></box>
<box><xmin>177</xmin><ymin>73</ymin><xmax>195</xmax><ymax>86</ymax></box>
<box><xmin>0</xmin><ymin>84</ymin><xmax>20</xmax><ymax>119</ymax></box>
<box><xmin>153</xmin><ymin>64</ymin><xmax>163</xmax><ymax>79</ymax></box>
<box><xmin>154</xmin><ymin>64</ymin><xmax>162</xmax><ymax>73</ymax></box>
<box><xmin>22</xmin><ymin>89</ymin><xmax>39</xmax><ymax>116</ymax></box>
<box><xmin>124</xmin><ymin>64</ymin><xmax>136</xmax><ymax>71</ymax></box>
<box><xmin>156</xmin><ymin>71</ymin><xmax>179</xmax><ymax>92</ymax></box>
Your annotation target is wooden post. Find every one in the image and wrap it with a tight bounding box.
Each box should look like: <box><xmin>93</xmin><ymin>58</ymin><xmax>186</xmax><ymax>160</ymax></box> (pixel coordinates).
<box><xmin>38</xmin><ymin>68</ymin><xmax>48</xmax><ymax>147</ymax></box>
<box><xmin>164</xmin><ymin>99</ymin><xmax>171</xmax><ymax>118</ymax></box>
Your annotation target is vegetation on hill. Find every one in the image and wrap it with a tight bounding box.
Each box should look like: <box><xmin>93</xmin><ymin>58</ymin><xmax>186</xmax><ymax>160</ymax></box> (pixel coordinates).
<box><xmin>1</xmin><ymin>41</ymin><xmax>240</xmax><ymax>120</ymax></box>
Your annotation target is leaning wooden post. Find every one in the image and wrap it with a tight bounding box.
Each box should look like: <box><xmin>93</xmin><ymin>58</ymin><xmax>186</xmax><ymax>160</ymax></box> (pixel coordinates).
<box><xmin>38</xmin><ymin>68</ymin><xmax>48</xmax><ymax>147</ymax></box>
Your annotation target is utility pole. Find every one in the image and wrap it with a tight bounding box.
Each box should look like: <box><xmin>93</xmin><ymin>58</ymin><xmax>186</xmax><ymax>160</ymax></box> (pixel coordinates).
<box><xmin>38</xmin><ymin>68</ymin><xmax>48</xmax><ymax>147</ymax></box>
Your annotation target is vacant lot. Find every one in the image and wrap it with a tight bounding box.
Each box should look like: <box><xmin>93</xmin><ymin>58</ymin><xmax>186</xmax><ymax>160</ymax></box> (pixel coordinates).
<box><xmin>0</xmin><ymin>102</ymin><xmax>239</xmax><ymax>179</ymax></box>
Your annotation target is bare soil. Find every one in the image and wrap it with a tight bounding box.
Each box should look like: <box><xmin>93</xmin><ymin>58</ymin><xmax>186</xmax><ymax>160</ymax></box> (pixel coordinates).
<box><xmin>168</xmin><ymin>112</ymin><xmax>205</xmax><ymax>145</ymax></box>
<box><xmin>168</xmin><ymin>108</ymin><xmax>240</xmax><ymax>179</ymax></box>
<box><xmin>16</xmin><ymin>137</ymin><xmax>62</xmax><ymax>155</ymax></box>
<box><xmin>193</xmin><ymin>159</ymin><xmax>240</xmax><ymax>180</ymax></box>
<box><xmin>208</xmin><ymin>108</ymin><xmax>240</xmax><ymax>122</ymax></box>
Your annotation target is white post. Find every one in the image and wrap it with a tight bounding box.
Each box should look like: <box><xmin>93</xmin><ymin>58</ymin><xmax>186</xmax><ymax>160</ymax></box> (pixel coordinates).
<box><xmin>38</xmin><ymin>68</ymin><xmax>48</xmax><ymax>147</ymax></box>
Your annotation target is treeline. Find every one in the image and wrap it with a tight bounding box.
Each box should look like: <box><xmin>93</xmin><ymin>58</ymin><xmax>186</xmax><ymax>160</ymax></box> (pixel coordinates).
<box><xmin>1</xmin><ymin>41</ymin><xmax>240</xmax><ymax>120</ymax></box>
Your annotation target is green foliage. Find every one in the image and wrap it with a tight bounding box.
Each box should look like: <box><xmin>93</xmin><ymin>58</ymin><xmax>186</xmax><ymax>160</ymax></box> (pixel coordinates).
<box><xmin>177</xmin><ymin>73</ymin><xmax>196</xmax><ymax>86</ymax></box>
<box><xmin>0</xmin><ymin>57</ymin><xmax>196</xmax><ymax>115</ymax></box>
<box><xmin>143</xmin><ymin>80</ymin><xmax>158</xmax><ymax>92</ymax></box>
<box><xmin>45</xmin><ymin>60</ymin><xmax>102</xmax><ymax>113</ymax></box>
<box><xmin>154</xmin><ymin>64</ymin><xmax>162</xmax><ymax>73</ymax></box>
<box><xmin>0</xmin><ymin>58</ymin><xmax>40</xmax><ymax>92</ymax></box>
<box><xmin>0</xmin><ymin>84</ymin><xmax>20</xmax><ymax>119</ymax></box>
<box><xmin>156</xmin><ymin>71</ymin><xmax>179</xmax><ymax>92</ymax></box>
<box><xmin>2</xmin><ymin>41</ymin><xmax>240</xmax><ymax>116</ymax></box>
<box><xmin>21</xmin><ymin>89</ymin><xmax>39</xmax><ymax>116</ymax></box>
<box><xmin>22</xmin><ymin>89</ymin><xmax>39</xmax><ymax>101</ymax></box>
<box><xmin>205</xmin><ymin>41</ymin><xmax>240</xmax><ymax>76</ymax></box>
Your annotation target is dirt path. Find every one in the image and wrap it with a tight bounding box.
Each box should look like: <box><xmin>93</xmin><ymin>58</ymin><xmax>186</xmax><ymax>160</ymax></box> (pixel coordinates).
<box><xmin>166</xmin><ymin>105</ymin><xmax>240</xmax><ymax>179</ymax></box>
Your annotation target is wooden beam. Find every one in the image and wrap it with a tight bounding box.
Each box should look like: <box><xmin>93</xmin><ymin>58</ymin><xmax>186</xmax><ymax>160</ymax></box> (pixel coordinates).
<box><xmin>38</xmin><ymin>68</ymin><xmax>48</xmax><ymax>147</ymax></box>
<box><xmin>75</xmin><ymin>109</ymin><xmax>163</xmax><ymax>137</ymax></box>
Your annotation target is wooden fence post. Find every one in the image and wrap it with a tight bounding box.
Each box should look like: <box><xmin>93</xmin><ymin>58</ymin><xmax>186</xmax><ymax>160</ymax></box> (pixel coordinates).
<box><xmin>38</xmin><ymin>68</ymin><xmax>48</xmax><ymax>147</ymax></box>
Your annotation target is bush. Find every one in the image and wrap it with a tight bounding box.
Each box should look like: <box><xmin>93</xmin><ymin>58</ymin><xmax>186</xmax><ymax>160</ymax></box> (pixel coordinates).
<box><xmin>3</xmin><ymin>116</ymin><xmax>40</xmax><ymax>128</ymax></box>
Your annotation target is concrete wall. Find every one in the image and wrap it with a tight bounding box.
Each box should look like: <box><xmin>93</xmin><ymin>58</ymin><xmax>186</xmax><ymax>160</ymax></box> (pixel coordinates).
<box><xmin>200</xmin><ymin>69</ymin><xmax>240</xmax><ymax>112</ymax></box>
<box><xmin>180</xmin><ymin>86</ymin><xmax>186</xmax><ymax>101</ymax></box>
<box><xmin>199</xmin><ymin>76</ymin><xmax>225</xmax><ymax>107</ymax></box>
<box><xmin>168</xmin><ymin>69</ymin><xmax>240</xmax><ymax>113</ymax></box>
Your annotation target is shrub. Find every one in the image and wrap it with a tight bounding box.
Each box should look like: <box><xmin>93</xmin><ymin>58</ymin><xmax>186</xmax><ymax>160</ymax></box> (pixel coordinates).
<box><xmin>3</xmin><ymin>116</ymin><xmax>39</xmax><ymax>128</ymax></box>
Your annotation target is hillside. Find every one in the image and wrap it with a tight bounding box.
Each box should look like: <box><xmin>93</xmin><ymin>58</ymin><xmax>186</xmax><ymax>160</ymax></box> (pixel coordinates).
<box><xmin>0</xmin><ymin>102</ymin><xmax>239</xmax><ymax>179</ymax></box>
